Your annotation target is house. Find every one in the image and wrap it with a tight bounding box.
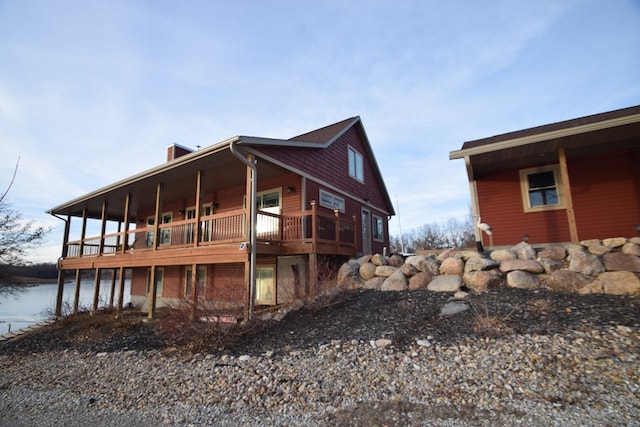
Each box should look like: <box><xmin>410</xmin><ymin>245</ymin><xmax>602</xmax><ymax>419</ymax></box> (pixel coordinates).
<box><xmin>49</xmin><ymin>117</ymin><xmax>395</xmax><ymax>320</ymax></box>
<box><xmin>450</xmin><ymin>105</ymin><xmax>640</xmax><ymax>249</ymax></box>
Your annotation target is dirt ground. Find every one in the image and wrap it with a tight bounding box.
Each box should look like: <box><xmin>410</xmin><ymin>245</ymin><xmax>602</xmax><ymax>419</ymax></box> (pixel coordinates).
<box><xmin>1</xmin><ymin>287</ymin><xmax>639</xmax><ymax>356</ymax></box>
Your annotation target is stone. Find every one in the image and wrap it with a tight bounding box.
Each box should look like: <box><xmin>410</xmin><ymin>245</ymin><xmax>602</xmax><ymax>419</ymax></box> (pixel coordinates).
<box><xmin>375</xmin><ymin>265</ymin><xmax>397</xmax><ymax>277</ymax></box>
<box><xmin>381</xmin><ymin>269</ymin><xmax>408</xmax><ymax>291</ymax></box>
<box><xmin>602</xmin><ymin>237</ymin><xmax>627</xmax><ymax>248</ymax></box>
<box><xmin>506</xmin><ymin>270</ymin><xmax>540</xmax><ymax>289</ymax></box>
<box><xmin>464</xmin><ymin>257</ymin><xmax>499</xmax><ymax>273</ymax></box>
<box><xmin>370</xmin><ymin>253</ymin><xmax>387</xmax><ymax>266</ymax></box>
<box><xmin>564</xmin><ymin>243</ymin><xmax>586</xmax><ymax>255</ymax></box>
<box><xmin>404</xmin><ymin>255</ymin><xmax>440</xmax><ymax>275</ymax></box>
<box><xmin>499</xmin><ymin>259</ymin><xmax>544</xmax><ymax>274</ymax></box>
<box><xmin>603</xmin><ymin>252</ymin><xmax>640</xmax><ymax>272</ymax></box>
<box><xmin>408</xmin><ymin>271</ymin><xmax>433</xmax><ymax>290</ymax></box>
<box><xmin>436</xmin><ymin>249</ymin><xmax>457</xmax><ymax>262</ymax></box>
<box><xmin>401</xmin><ymin>262</ymin><xmax>420</xmax><ymax>277</ymax></box>
<box><xmin>463</xmin><ymin>270</ymin><xmax>502</xmax><ymax>292</ymax></box>
<box><xmin>588</xmin><ymin>245</ymin><xmax>612</xmax><ymax>256</ymax></box>
<box><xmin>388</xmin><ymin>254</ymin><xmax>405</xmax><ymax>267</ymax></box>
<box><xmin>439</xmin><ymin>257</ymin><xmax>464</xmax><ymax>275</ymax></box>
<box><xmin>427</xmin><ymin>275</ymin><xmax>462</xmax><ymax>292</ymax></box>
<box><xmin>513</xmin><ymin>241</ymin><xmax>536</xmax><ymax>260</ymax></box>
<box><xmin>543</xmin><ymin>270</ymin><xmax>593</xmax><ymax>293</ymax></box>
<box><xmin>359</xmin><ymin>262</ymin><xmax>377</xmax><ymax>280</ymax></box>
<box><xmin>337</xmin><ymin>260</ymin><xmax>362</xmax><ymax>287</ymax></box>
<box><xmin>630</xmin><ymin>237</ymin><xmax>640</xmax><ymax>245</ymax></box>
<box><xmin>356</xmin><ymin>254</ymin><xmax>372</xmax><ymax>265</ymax></box>
<box><xmin>439</xmin><ymin>301</ymin><xmax>469</xmax><ymax>316</ymax></box>
<box><xmin>568</xmin><ymin>250</ymin><xmax>605</xmax><ymax>276</ymax></box>
<box><xmin>457</xmin><ymin>250</ymin><xmax>483</xmax><ymax>261</ymax></box>
<box><xmin>583</xmin><ymin>271</ymin><xmax>640</xmax><ymax>295</ymax></box>
<box><xmin>622</xmin><ymin>243</ymin><xmax>640</xmax><ymax>256</ymax></box>
<box><xmin>372</xmin><ymin>338</ymin><xmax>392</xmax><ymax>348</ymax></box>
<box><xmin>580</xmin><ymin>239</ymin><xmax>601</xmax><ymax>247</ymax></box>
<box><xmin>363</xmin><ymin>277</ymin><xmax>385</xmax><ymax>290</ymax></box>
<box><xmin>538</xmin><ymin>257</ymin><xmax>564</xmax><ymax>274</ymax></box>
<box><xmin>537</xmin><ymin>246</ymin><xmax>567</xmax><ymax>261</ymax></box>
<box><xmin>490</xmin><ymin>249</ymin><xmax>517</xmax><ymax>262</ymax></box>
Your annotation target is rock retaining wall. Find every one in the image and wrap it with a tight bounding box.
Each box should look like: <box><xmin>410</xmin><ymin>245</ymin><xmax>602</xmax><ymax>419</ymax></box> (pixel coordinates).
<box><xmin>337</xmin><ymin>237</ymin><xmax>640</xmax><ymax>296</ymax></box>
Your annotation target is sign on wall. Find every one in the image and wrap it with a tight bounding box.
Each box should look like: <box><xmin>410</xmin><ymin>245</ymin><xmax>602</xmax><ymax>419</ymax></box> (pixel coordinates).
<box><xmin>319</xmin><ymin>189</ymin><xmax>345</xmax><ymax>213</ymax></box>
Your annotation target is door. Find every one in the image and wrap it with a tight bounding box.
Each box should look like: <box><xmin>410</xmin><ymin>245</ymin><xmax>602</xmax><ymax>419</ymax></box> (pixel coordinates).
<box><xmin>361</xmin><ymin>208</ymin><xmax>372</xmax><ymax>255</ymax></box>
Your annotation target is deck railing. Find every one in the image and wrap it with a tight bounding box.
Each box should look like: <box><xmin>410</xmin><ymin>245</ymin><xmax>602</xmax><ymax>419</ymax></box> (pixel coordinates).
<box><xmin>64</xmin><ymin>204</ymin><xmax>356</xmax><ymax>259</ymax></box>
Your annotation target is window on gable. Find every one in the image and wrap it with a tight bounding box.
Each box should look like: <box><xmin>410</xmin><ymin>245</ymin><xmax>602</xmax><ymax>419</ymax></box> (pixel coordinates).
<box><xmin>372</xmin><ymin>215</ymin><xmax>384</xmax><ymax>242</ymax></box>
<box><xmin>519</xmin><ymin>165</ymin><xmax>565</xmax><ymax>212</ymax></box>
<box><xmin>348</xmin><ymin>146</ymin><xmax>364</xmax><ymax>182</ymax></box>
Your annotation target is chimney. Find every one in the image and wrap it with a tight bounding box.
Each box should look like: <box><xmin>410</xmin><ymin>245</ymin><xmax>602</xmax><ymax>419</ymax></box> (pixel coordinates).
<box><xmin>167</xmin><ymin>143</ymin><xmax>194</xmax><ymax>162</ymax></box>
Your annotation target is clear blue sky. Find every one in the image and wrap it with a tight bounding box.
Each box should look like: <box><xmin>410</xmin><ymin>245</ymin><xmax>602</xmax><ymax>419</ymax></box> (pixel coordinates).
<box><xmin>1</xmin><ymin>0</ymin><xmax>639</xmax><ymax>263</ymax></box>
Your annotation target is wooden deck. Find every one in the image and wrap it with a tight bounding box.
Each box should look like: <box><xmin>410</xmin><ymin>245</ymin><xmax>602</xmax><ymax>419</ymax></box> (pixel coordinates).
<box><xmin>59</xmin><ymin>206</ymin><xmax>357</xmax><ymax>270</ymax></box>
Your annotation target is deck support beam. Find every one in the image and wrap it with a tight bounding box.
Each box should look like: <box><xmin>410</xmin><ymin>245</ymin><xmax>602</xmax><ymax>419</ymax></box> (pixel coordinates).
<box><xmin>558</xmin><ymin>147</ymin><xmax>579</xmax><ymax>242</ymax></box>
<box><xmin>73</xmin><ymin>269</ymin><xmax>82</xmax><ymax>314</ymax></box>
<box><xmin>92</xmin><ymin>268</ymin><xmax>101</xmax><ymax>312</ymax></box>
<box><xmin>54</xmin><ymin>215</ymin><xmax>70</xmax><ymax>317</ymax></box>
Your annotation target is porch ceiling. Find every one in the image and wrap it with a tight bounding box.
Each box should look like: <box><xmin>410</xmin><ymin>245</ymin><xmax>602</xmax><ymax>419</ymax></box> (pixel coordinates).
<box><xmin>48</xmin><ymin>146</ymin><xmax>287</xmax><ymax>221</ymax></box>
<box><xmin>467</xmin><ymin>121</ymin><xmax>640</xmax><ymax>178</ymax></box>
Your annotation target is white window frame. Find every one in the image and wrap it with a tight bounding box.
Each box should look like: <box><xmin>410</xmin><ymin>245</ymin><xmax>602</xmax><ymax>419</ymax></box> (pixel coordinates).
<box><xmin>348</xmin><ymin>146</ymin><xmax>364</xmax><ymax>182</ymax></box>
<box><xmin>146</xmin><ymin>267</ymin><xmax>164</xmax><ymax>296</ymax></box>
<box><xmin>255</xmin><ymin>265</ymin><xmax>276</xmax><ymax>305</ymax></box>
<box><xmin>519</xmin><ymin>165</ymin><xmax>566</xmax><ymax>213</ymax></box>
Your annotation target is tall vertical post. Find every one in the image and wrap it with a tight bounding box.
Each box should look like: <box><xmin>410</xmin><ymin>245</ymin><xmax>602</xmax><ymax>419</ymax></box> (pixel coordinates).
<box><xmin>109</xmin><ymin>268</ymin><xmax>117</xmax><ymax>308</ymax></box>
<box><xmin>193</xmin><ymin>171</ymin><xmax>202</xmax><ymax>247</ymax></box>
<box><xmin>54</xmin><ymin>215</ymin><xmax>70</xmax><ymax>317</ymax></box>
<box><xmin>117</xmin><ymin>267</ymin><xmax>126</xmax><ymax>312</ymax></box>
<box><xmin>191</xmin><ymin>263</ymin><xmax>198</xmax><ymax>321</ymax></box>
<box><xmin>334</xmin><ymin>209</ymin><xmax>340</xmax><ymax>252</ymax></box>
<box><xmin>73</xmin><ymin>269</ymin><xmax>82</xmax><ymax>314</ymax></box>
<box><xmin>148</xmin><ymin>266</ymin><xmax>157</xmax><ymax>319</ymax></box>
<box><xmin>121</xmin><ymin>193</ymin><xmax>131</xmax><ymax>254</ymax></box>
<box><xmin>153</xmin><ymin>184</ymin><xmax>163</xmax><ymax>250</ymax></box>
<box><xmin>79</xmin><ymin>209</ymin><xmax>87</xmax><ymax>257</ymax></box>
<box><xmin>92</xmin><ymin>268</ymin><xmax>101</xmax><ymax>312</ymax></box>
<box><xmin>558</xmin><ymin>147</ymin><xmax>579</xmax><ymax>242</ymax></box>
<box><xmin>98</xmin><ymin>201</ymin><xmax>107</xmax><ymax>255</ymax></box>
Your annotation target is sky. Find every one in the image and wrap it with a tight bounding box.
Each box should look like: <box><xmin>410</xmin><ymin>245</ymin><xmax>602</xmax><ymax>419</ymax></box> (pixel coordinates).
<box><xmin>1</xmin><ymin>0</ymin><xmax>639</xmax><ymax>263</ymax></box>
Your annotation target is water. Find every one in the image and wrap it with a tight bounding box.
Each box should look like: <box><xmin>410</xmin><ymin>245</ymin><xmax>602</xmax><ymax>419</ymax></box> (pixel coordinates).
<box><xmin>0</xmin><ymin>279</ymin><xmax>131</xmax><ymax>334</ymax></box>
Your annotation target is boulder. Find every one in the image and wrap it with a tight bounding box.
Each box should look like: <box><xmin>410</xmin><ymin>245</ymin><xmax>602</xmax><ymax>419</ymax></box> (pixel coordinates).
<box><xmin>580</xmin><ymin>239</ymin><xmax>601</xmax><ymax>248</ymax></box>
<box><xmin>375</xmin><ymin>265</ymin><xmax>397</xmax><ymax>277</ymax></box>
<box><xmin>337</xmin><ymin>260</ymin><xmax>362</xmax><ymax>287</ymax></box>
<box><xmin>603</xmin><ymin>252</ymin><xmax>640</xmax><ymax>272</ymax></box>
<box><xmin>437</xmin><ymin>249</ymin><xmax>457</xmax><ymax>262</ymax></box>
<box><xmin>364</xmin><ymin>276</ymin><xmax>385</xmax><ymax>290</ymax></box>
<box><xmin>427</xmin><ymin>275</ymin><xmax>462</xmax><ymax>292</ymax></box>
<box><xmin>568</xmin><ymin>250</ymin><xmax>605</xmax><ymax>276</ymax></box>
<box><xmin>543</xmin><ymin>270</ymin><xmax>592</xmax><ymax>293</ymax></box>
<box><xmin>506</xmin><ymin>270</ymin><xmax>540</xmax><ymax>289</ymax></box>
<box><xmin>588</xmin><ymin>245</ymin><xmax>612</xmax><ymax>256</ymax></box>
<box><xmin>602</xmin><ymin>237</ymin><xmax>627</xmax><ymax>248</ymax></box>
<box><xmin>439</xmin><ymin>301</ymin><xmax>469</xmax><ymax>316</ymax></box>
<box><xmin>408</xmin><ymin>271</ymin><xmax>433</xmax><ymax>290</ymax></box>
<box><xmin>464</xmin><ymin>257</ymin><xmax>499</xmax><ymax>273</ymax></box>
<box><xmin>538</xmin><ymin>257</ymin><xmax>564</xmax><ymax>274</ymax></box>
<box><xmin>371</xmin><ymin>253</ymin><xmax>387</xmax><ymax>266</ymax></box>
<box><xmin>381</xmin><ymin>269</ymin><xmax>408</xmax><ymax>291</ymax></box>
<box><xmin>499</xmin><ymin>259</ymin><xmax>544</xmax><ymax>274</ymax></box>
<box><xmin>359</xmin><ymin>262</ymin><xmax>377</xmax><ymax>280</ymax></box>
<box><xmin>439</xmin><ymin>257</ymin><xmax>464</xmax><ymax>275</ymax></box>
<box><xmin>356</xmin><ymin>254</ymin><xmax>372</xmax><ymax>265</ymax></box>
<box><xmin>388</xmin><ymin>254</ymin><xmax>405</xmax><ymax>267</ymax></box>
<box><xmin>580</xmin><ymin>271</ymin><xmax>640</xmax><ymax>295</ymax></box>
<box><xmin>463</xmin><ymin>270</ymin><xmax>502</xmax><ymax>292</ymax></box>
<box><xmin>622</xmin><ymin>243</ymin><xmax>640</xmax><ymax>256</ymax></box>
<box><xmin>457</xmin><ymin>250</ymin><xmax>483</xmax><ymax>261</ymax></box>
<box><xmin>401</xmin><ymin>262</ymin><xmax>420</xmax><ymax>277</ymax></box>
<box><xmin>405</xmin><ymin>255</ymin><xmax>440</xmax><ymax>275</ymax></box>
<box><xmin>537</xmin><ymin>246</ymin><xmax>567</xmax><ymax>261</ymax></box>
<box><xmin>490</xmin><ymin>249</ymin><xmax>517</xmax><ymax>262</ymax></box>
<box><xmin>565</xmin><ymin>243</ymin><xmax>586</xmax><ymax>255</ymax></box>
<box><xmin>513</xmin><ymin>241</ymin><xmax>536</xmax><ymax>260</ymax></box>
<box><xmin>630</xmin><ymin>237</ymin><xmax>640</xmax><ymax>245</ymax></box>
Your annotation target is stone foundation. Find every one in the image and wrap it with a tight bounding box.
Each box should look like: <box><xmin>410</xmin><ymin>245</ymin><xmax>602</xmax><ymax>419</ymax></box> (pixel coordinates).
<box><xmin>338</xmin><ymin>237</ymin><xmax>640</xmax><ymax>296</ymax></box>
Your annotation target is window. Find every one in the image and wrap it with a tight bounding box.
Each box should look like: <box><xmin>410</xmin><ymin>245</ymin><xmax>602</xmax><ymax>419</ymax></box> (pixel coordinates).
<box><xmin>185</xmin><ymin>266</ymin><xmax>207</xmax><ymax>297</ymax></box>
<box><xmin>146</xmin><ymin>267</ymin><xmax>164</xmax><ymax>296</ymax></box>
<box><xmin>373</xmin><ymin>215</ymin><xmax>384</xmax><ymax>242</ymax></box>
<box><xmin>348</xmin><ymin>146</ymin><xmax>364</xmax><ymax>182</ymax></box>
<box><xmin>520</xmin><ymin>166</ymin><xmax>565</xmax><ymax>212</ymax></box>
<box><xmin>255</xmin><ymin>189</ymin><xmax>281</xmax><ymax>237</ymax></box>
<box><xmin>256</xmin><ymin>265</ymin><xmax>276</xmax><ymax>305</ymax></box>
<box><xmin>145</xmin><ymin>213</ymin><xmax>172</xmax><ymax>246</ymax></box>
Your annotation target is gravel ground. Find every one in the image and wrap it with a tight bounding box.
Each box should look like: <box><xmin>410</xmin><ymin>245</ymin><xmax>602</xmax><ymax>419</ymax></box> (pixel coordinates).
<box><xmin>1</xmin><ymin>287</ymin><xmax>639</xmax><ymax>426</ymax></box>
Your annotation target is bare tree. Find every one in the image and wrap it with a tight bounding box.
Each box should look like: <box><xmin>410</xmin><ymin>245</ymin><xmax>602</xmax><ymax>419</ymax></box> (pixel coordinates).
<box><xmin>390</xmin><ymin>215</ymin><xmax>475</xmax><ymax>253</ymax></box>
<box><xmin>0</xmin><ymin>158</ymin><xmax>50</xmax><ymax>292</ymax></box>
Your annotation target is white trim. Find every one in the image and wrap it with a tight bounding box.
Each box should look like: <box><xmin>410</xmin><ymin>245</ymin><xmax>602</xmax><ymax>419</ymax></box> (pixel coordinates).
<box><xmin>519</xmin><ymin>164</ymin><xmax>566</xmax><ymax>212</ymax></box>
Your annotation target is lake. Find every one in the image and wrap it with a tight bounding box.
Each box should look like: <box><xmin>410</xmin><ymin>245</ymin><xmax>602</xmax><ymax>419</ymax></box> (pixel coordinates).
<box><xmin>0</xmin><ymin>279</ymin><xmax>132</xmax><ymax>334</ymax></box>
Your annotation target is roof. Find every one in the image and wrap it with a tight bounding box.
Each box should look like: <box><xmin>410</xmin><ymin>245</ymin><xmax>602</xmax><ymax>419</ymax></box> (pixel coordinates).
<box><xmin>450</xmin><ymin>105</ymin><xmax>640</xmax><ymax>160</ymax></box>
<box><xmin>48</xmin><ymin>117</ymin><xmax>395</xmax><ymax>219</ymax></box>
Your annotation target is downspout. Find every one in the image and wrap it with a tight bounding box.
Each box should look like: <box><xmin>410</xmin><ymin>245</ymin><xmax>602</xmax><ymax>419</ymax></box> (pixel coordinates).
<box><xmin>229</xmin><ymin>140</ymin><xmax>257</xmax><ymax>320</ymax></box>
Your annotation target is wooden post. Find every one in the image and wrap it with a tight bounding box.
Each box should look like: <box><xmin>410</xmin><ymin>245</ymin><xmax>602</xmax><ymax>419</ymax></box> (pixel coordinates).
<box><xmin>117</xmin><ymin>266</ymin><xmax>126</xmax><ymax>312</ymax></box>
<box><xmin>308</xmin><ymin>253</ymin><xmax>318</xmax><ymax>296</ymax></box>
<box><xmin>92</xmin><ymin>268</ymin><xmax>101</xmax><ymax>312</ymax></box>
<box><xmin>191</xmin><ymin>263</ymin><xmax>198</xmax><ymax>321</ymax></box>
<box><xmin>310</xmin><ymin>201</ymin><xmax>317</xmax><ymax>253</ymax></box>
<box><xmin>148</xmin><ymin>266</ymin><xmax>157</xmax><ymax>319</ymax></box>
<box><xmin>558</xmin><ymin>147</ymin><xmax>579</xmax><ymax>242</ymax></box>
<box><xmin>334</xmin><ymin>209</ymin><xmax>340</xmax><ymax>252</ymax></box>
<box><xmin>193</xmin><ymin>171</ymin><xmax>202</xmax><ymax>247</ymax></box>
<box><xmin>153</xmin><ymin>183</ymin><xmax>163</xmax><ymax>250</ymax></box>
<box><xmin>121</xmin><ymin>193</ymin><xmax>131</xmax><ymax>254</ymax></box>
<box><xmin>109</xmin><ymin>268</ymin><xmax>117</xmax><ymax>308</ymax></box>
<box><xmin>79</xmin><ymin>209</ymin><xmax>87</xmax><ymax>257</ymax></box>
<box><xmin>54</xmin><ymin>215</ymin><xmax>70</xmax><ymax>317</ymax></box>
<box><xmin>352</xmin><ymin>215</ymin><xmax>357</xmax><ymax>253</ymax></box>
<box><xmin>98</xmin><ymin>201</ymin><xmax>107</xmax><ymax>255</ymax></box>
<box><xmin>73</xmin><ymin>269</ymin><xmax>82</xmax><ymax>314</ymax></box>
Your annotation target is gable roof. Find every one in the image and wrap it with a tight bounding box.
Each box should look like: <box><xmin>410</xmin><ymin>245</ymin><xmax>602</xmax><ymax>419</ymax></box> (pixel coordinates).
<box><xmin>450</xmin><ymin>105</ymin><xmax>640</xmax><ymax>160</ymax></box>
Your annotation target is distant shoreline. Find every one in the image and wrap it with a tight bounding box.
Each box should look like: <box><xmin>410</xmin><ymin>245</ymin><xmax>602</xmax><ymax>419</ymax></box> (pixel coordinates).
<box><xmin>9</xmin><ymin>277</ymin><xmax>58</xmax><ymax>286</ymax></box>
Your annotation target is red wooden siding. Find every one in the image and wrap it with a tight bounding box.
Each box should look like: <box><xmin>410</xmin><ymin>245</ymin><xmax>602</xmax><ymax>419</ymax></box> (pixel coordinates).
<box><xmin>476</xmin><ymin>149</ymin><xmax>640</xmax><ymax>245</ymax></box>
